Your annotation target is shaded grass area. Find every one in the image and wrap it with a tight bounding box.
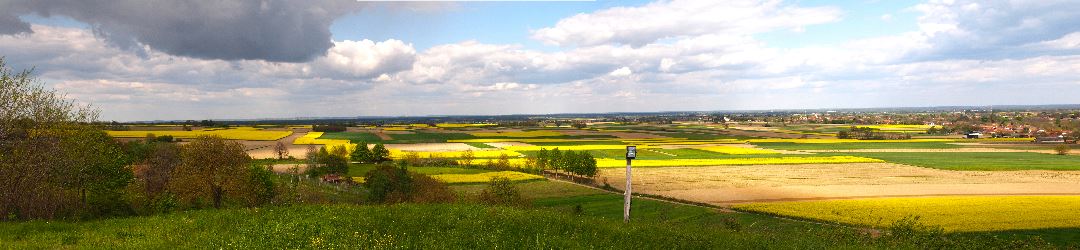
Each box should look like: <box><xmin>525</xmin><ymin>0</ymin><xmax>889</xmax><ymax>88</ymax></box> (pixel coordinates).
<box><xmin>464</xmin><ymin>142</ymin><xmax>495</xmax><ymax>148</ymax></box>
<box><xmin>753</xmin><ymin>142</ymin><xmax>963</xmax><ymax>150</ymax></box>
<box><xmin>823</xmin><ymin>152</ymin><xmax>1080</xmax><ymax>171</ymax></box>
<box><xmin>978</xmin><ymin>228</ymin><xmax>1080</xmax><ymax>248</ymax></box>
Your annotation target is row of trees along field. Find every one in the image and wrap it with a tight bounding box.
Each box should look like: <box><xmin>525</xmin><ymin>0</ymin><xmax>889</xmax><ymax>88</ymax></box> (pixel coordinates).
<box><xmin>536</xmin><ymin>148</ymin><xmax>598</xmax><ymax>180</ymax></box>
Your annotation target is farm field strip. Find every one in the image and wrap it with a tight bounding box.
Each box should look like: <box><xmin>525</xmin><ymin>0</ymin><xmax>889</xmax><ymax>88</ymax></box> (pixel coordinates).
<box><xmin>821</xmin><ymin>152</ymin><xmax>1080</xmax><ymax>171</ymax></box>
<box><xmin>733</xmin><ymin>195</ymin><xmax>1080</xmax><ymax>232</ymax></box>
<box><xmin>107</xmin><ymin>127</ymin><xmax>293</xmax><ymax>141</ymax></box>
<box><xmin>431</xmin><ymin>171</ymin><xmax>544</xmax><ymax>184</ymax></box>
<box><xmin>389</xmin><ymin>149</ymin><xmax>523</xmax><ymax>159</ymax></box>
<box><xmin>697</xmin><ymin>146</ymin><xmax>779</xmax><ymax>155</ymax></box>
<box><xmin>594</xmin><ymin>156</ymin><xmax>884</xmax><ymax>168</ymax></box>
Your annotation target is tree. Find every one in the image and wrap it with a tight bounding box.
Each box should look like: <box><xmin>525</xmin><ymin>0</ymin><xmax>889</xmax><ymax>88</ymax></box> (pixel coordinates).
<box><xmin>273</xmin><ymin>140</ymin><xmax>289</xmax><ymax>160</ymax></box>
<box><xmin>306</xmin><ymin>146</ymin><xmax>348</xmax><ymax>176</ymax></box>
<box><xmin>580</xmin><ymin>151</ymin><xmax>598</xmax><ymax>178</ymax></box>
<box><xmin>371</xmin><ymin>143</ymin><xmax>391</xmax><ymax>163</ymax></box>
<box><xmin>350</xmin><ymin>142</ymin><xmax>373</xmax><ymax>163</ymax></box>
<box><xmin>1</xmin><ymin>58</ymin><xmax>121</xmax><ymax>220</ymax></box>
<box><xmin>536</xmin><ymin>148</ymin><xmax>549</xmax><ymax>172</ymax></box>
<box><xmin>172</xmin><ymin>136</ymin><xmax>251</xmax><ymax>209</ymax></box>
<box><xmin>142</xmin><ymin>142</ymin><xmax>181</xmax><ymax>197</ymax></box>
<box><xmin>495</xmin><ymin>153</ymin><xmax>511</xmax><ymax>170</ymax></box>
<box><xmin>459</xmin><ymin>149</ymin><xmax>475</xmax><ymax>166</ymax></box>
<box><xmin>549</xmin><ymin>148</ymin><xmax>563</xmax><ymax>177</ymax></box>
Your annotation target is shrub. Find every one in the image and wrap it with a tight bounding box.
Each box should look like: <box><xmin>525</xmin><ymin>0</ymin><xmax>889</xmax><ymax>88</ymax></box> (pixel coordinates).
<box><xmin>363</xmin><ymin>165</ymin><xmax>454</xmax><ymax>204</ymax></box>
<box><xmin>477</xmin><ymin>177</ymin><xmax>529</xmax><ymax>207</ymax></box>
<box><xmin>1055</xmin><ymin>144</ymin><xmax>1070</xmax><ymax>155</ymax></box>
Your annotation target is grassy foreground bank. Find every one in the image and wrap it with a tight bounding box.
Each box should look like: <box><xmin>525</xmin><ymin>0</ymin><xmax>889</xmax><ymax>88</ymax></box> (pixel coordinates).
<box><xmin>0</xmin><ymin>203</ymin><xmax>1055</xmax><ymax>249</ymax></box>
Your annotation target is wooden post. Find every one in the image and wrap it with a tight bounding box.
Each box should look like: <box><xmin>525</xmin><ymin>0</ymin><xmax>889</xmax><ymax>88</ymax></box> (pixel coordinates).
<box><xmin>624</xmin><ymin>145</ymin><xmax>635</xmax><ymax>223</ymax></box>
<box><xmin>624</xmin><ymin>158</ymin><xmax>632</xmax><ymax>223</ymax></box>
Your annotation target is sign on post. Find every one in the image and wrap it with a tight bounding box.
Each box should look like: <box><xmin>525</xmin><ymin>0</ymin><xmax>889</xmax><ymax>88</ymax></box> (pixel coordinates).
<box><xmin>624</xmin><ymin>146</ymin><xmax>636</xmax><ymax>223</ymax></box>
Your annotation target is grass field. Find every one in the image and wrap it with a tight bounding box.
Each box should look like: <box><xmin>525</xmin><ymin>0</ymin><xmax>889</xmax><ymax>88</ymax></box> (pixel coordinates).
<box><xmin>827</xmin><ymin>152</ymin><xmax>1080</xmax><ymax>171</ymax></box>
<box><xmin>733</xmin><ymin>196</ymin><xmax>1080</xmax><ymax>232</ymax></box>
<box><xmin>0</xmin><ymin>202</ymin><xmax>1020</xmax><ymax>249</ymax></box>
<box><xmin>464</xmin><ymin>142</ymin><xmax>496</xmax><ymax>148</ymax></box>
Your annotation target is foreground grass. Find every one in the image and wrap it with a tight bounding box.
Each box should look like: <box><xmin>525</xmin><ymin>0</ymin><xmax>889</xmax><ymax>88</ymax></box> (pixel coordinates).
<box><xmin>733</xmin><ymin>196</ymin><xmax>1080</xmax><ymax>233</ymax></box>
<box><xmin>0</xmin><ymin>204</ymin><xmax>851</xmax><ymax>249</ymax></box>
<box><xmin>827</xmin><ymin>152</ymin><xmax>1080</xmax><ymax>170</ymax></box>
<box><xmin>2</xmin><ymin>203</ymin><xmax>1053</xmax><ymax>249</ymax></box>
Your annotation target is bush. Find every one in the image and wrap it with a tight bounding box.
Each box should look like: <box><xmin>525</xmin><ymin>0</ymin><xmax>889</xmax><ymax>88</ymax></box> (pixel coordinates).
<box><xmin>477</xmin><ymin>177</ymin><xmax>529</xmax><ymax>207</ymax></box>
<box><xmin>363</xmin><ymin>165</ymin><xmax>454</xmax><ymax>204</ymax></box>
<box><xmin>1055</xmin><ymin>144</ymin><xmax>1070</xmax><ymax>155</ymax></box>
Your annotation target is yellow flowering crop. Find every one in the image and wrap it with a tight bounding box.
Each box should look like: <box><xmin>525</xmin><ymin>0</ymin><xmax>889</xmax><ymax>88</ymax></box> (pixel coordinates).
<box><xmin>431</xmin><ymin>171</ymin><xmax>544</xmax><ymax>184</ymax></box>
<box><xmin>697</xmin><ymin>146</ymin><xmax>778</xmax><ymax>154</ymax></box>
<box><xmin>501</xmin><ymin>145</ymin><xmax>648</xmax><ymax>151</ymax></box>
<box><xmin>107</xmin><ymin>127</ymin><xmax>292</xmax><ymax>141</ymax></box>
<box><xmin>389</xmin><ymin>149</ymin><xmax>522</xmax><ymax>159</ymax></box>
<box><xmin>293</xmin><ymin>132</ymin><xmax>357</xmax><ymax>153</ymax></box>
<box><xmin>733</xmin><ymin>196</ymin><xmax>1080</xmax><ymax>232</ymax></box>
<box><xmin>596</xmin><ymin>156</ymin><xmax>884</xmax><ymax>168</ymax></box>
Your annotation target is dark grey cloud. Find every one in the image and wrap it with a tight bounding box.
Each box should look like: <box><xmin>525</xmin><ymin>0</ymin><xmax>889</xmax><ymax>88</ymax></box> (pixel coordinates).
<box><xmin>0</xmin><ymin>0</ymin><xmax>365</xmax><ymax>62</ymax></box>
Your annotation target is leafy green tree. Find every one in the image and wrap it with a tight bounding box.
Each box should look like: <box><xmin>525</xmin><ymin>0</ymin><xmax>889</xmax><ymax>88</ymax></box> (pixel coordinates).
<box><xmin>172</xmin><ymin>136</ymin><xmax>251</xmax><ymax>209</ymax></box>
<box><xmin>350</xmin><ymin>141</ymin><xmax>373</xmax><ymax>163</ymax></box>
<box><xmin>549</xmin><ymin>148</ymin><xmax>562</xmax><ymax>176</ymax></box>
<box><xmin>536</xmin><ymin>148</ymin><xmax>549</xmax><ymax>171</ymax></box>
<box><xmin>371</xmin><ymin>143</ymin><xmax>391</xmax><ymax>163</ymax></box>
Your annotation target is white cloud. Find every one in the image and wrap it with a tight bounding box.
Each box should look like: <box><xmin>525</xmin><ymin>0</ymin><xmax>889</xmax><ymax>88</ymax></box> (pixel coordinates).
<box><xmin>609</xmin><ymin>67</ymin><xmax>632</xmax><ymax>77</ymax></box>
<box><xmin>5</xmin><ymin>0</ymin><xmax>1080</xmax><ymax>121</ymax></box>
<box><xmin>531</xmin><ymin>0</ymin><xmax>841</xmax><ymax>47</ymax></box>
<box><xmin>314</xmin><ymin>39</ymin><xmax>416</xmax><ymax>79</ymax></box>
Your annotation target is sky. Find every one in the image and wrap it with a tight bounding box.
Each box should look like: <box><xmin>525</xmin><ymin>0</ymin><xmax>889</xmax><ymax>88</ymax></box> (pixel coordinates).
<box><xmin>1</xmin><ymin>0</ymin><xmax>1079</xmax><ymax>121</ymax></box>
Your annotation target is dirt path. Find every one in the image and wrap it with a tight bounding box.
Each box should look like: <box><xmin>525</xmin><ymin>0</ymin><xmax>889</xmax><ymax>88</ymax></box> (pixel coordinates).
<box><xmin>247</xmin><ymin>131</ymin><xmax>321</xmax><ymax>159</ymax></box>
<box><xmin>597</xmin><ymin>163</ymin><xmax>1080</xmax><ymax>206</ymax></box>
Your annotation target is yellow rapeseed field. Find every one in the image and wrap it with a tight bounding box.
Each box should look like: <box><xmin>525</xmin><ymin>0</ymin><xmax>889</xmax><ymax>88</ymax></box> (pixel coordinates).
<box><xmin>431</xmin><ymin>171</ymin><xmax>544</xmax><ymax>184</ymax></box>
<box><xmin>733</xmin><ymin>196</ymin><xmax>1080</xmax><ymax>232</ymax></box>
<box><xmin>292</xmin><ymin>132</ymin><xmax>357</xmax><ymax>153</ymax></box>
<box><xmin>697</xmin><ymin>146</ymin><xmax>778</xmax><ymax>154</ymax></box>
<box><xmin>389</xmin><ymin>149</ymin><xmax>522</xmax><ymax>159</ymax></box>
<box><xmin>596</xmin><ymin>156</ymin><xmax>884</xmax><ymax>168</ymax></box>
<box><xmin>469</xmin><ymin>131</ymin><xmax>564</xmax><ymax>138</ymax></box>
<box><xmin>501</xmin><ymin>145</ymin><xmax>648</xmax><ymax>151</ymax></box>
<box><xmin>449</xmin><ymin>138</ymin><xmax>602</xmax><ymax>143</ymax></box>
<box><xmin>107</xmin><ymin>127</ymin><xmax>292</xmax><ymax>141</ymax></box>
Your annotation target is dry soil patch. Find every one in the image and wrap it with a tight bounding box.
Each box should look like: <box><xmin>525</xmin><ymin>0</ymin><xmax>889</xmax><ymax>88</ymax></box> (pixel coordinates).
<box><xmin>597</xmin><ymin>163</ymin><xmax>1080</xmax><ymax>206</ymax></box>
